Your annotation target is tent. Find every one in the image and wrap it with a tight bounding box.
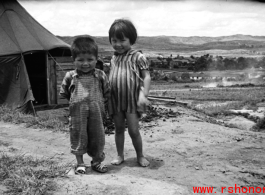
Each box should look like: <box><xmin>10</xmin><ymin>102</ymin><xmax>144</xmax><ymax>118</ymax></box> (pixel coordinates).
<box><xmin>0</xmin><ymin>0</ymin><xmax>71</xmax><ymax>113</ymax></box>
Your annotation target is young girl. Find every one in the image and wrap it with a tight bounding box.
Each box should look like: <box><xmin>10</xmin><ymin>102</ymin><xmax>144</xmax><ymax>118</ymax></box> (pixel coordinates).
<box><xmin>108</xmin><ymin>18</ymin><xmax>151</xmax><ymax>167</ymax></box>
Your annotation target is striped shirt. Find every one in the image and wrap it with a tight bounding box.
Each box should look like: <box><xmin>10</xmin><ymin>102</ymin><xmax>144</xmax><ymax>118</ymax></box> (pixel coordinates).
<box><xmin>108</xmin><ymin>49</ymin><xmax>149</xmax><ymax>116</ymax></box>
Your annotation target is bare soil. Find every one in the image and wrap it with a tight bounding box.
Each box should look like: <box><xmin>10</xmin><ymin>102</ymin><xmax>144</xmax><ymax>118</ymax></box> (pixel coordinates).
<box><xmin>0</xmin><ymin>104</ymin><xmax>265</xmax><ymax>195</ymax></box>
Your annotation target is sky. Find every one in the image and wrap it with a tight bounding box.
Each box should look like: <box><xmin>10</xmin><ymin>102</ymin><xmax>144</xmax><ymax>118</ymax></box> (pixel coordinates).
<box><xmin>18</xmin><ymin>0</ymin><xmax>265</xmax><ymax>37</ymax></box>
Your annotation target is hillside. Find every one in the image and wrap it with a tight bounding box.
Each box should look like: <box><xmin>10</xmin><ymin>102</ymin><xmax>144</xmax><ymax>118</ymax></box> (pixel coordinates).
<box><xmin>57</xmin><ymin>34</ymin><xmax>265</xmax><ymax>57</ymax></box>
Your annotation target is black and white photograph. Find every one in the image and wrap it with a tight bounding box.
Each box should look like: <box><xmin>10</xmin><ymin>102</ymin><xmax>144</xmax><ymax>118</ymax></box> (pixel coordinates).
<box><xmin>0</xmin><ymin>0</ymin><xmax>265</xmax><ymax>194</ymax></box>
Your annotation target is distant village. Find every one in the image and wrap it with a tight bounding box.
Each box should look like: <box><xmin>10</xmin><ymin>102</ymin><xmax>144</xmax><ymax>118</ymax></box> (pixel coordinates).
<box><xmin>101</xmin><ymin>53</ymin><xmax>265</xmax><ymax>72</ymax></box>
<box><xmin>100</xmin><ymin>53</ymin><xmax>265</xmax><ymax>83</ymax></box>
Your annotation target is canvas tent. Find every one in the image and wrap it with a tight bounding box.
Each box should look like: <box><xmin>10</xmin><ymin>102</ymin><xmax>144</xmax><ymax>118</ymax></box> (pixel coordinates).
<box><xmin>0</xmin><ymin>0</ymin><xmax>71</xmax><ymax>112</ymax></box>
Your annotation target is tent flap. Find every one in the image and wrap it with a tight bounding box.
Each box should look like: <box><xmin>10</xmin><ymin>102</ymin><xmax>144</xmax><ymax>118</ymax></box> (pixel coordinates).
<box><xmin>0</xmin><ymin>56</ymin><xmax>34</xmax><ymax>110</ymax></box>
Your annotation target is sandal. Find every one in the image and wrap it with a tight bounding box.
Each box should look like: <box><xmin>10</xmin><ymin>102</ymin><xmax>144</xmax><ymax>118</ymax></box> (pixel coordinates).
<box><xmin>75</xmin><ymin>164</ymin><xmax>86</xmax><ymax>175</ymax></box>
<box><xmin>91</xmin><ymin>161</ymin><xmax>108</xmax><ymax>173</ymax></box>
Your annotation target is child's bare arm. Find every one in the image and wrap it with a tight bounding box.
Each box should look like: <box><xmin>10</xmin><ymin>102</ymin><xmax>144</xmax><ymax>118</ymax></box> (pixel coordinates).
<box><xmin>137</xmin><ymin>69</ymin><xmax>151</xmax><ymax>107</ymax></box>
<box><xmin>136</xmin><ymin>53</ymin><xmax>151</xmax><ymax>106</ymax></box>
<box><xmin>140</xmin><ymin>69</ymin><xmax>151</xmax><ymax>97</ymax></box>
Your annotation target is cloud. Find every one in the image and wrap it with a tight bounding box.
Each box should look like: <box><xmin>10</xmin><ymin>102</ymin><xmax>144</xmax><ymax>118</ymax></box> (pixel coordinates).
<box><xmin>18</xmin><ymin>0</ymin><xmax>265</xmax><ymax>37</ymax></box>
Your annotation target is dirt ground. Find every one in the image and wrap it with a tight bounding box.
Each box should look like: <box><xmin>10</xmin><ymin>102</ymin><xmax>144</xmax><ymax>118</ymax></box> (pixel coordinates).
<box><xmin>0</xmin><ymin>103</ymin><xmax>265</xmax><ymax>195</ymax></box>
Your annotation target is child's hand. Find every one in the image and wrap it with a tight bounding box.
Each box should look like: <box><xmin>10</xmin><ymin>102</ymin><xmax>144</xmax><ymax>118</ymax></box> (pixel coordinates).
<box><xmin>137</xmin><ymin>88</ymin><xmax>150</xmax><ymax>107</ymax></box>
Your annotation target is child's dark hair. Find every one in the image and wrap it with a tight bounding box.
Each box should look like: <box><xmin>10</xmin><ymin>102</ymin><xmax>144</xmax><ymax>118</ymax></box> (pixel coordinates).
<box><xmin>108</xmin><ymin>18</ymin><xmax>137</xmax><ymax>45</ymax></box>
<box><xmin>71</xmin><ymin>36</ymin><xmax>98</xmax><ymax>60</ymax></box>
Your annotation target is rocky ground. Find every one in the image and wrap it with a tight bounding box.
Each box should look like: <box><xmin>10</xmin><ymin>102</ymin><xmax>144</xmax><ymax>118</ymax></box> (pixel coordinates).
<box><xmin>0</xmin><ymin>103</ymin><xmax>264</xmax><ymax>195</ymax></box>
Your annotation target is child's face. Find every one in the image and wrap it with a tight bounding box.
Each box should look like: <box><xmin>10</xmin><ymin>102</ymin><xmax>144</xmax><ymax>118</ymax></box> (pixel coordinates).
<box><xmin>110</xmin><ymin>36</ymin><xmax>131</xmax><ymax>54</ymax></box>
<box><xmin>74</xmin><ymin>53</ymin><xmax>97</xmax><ymax>73</ymax></box>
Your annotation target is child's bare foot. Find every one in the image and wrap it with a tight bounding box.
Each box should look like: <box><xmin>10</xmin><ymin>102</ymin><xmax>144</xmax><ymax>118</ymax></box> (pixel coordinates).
<box><xmin>137</xmin><ymin>157</ymin><xmax>150</xmax><ymax>167</ymax></box>
<box><xmin>111</xmin><ymin>156</ymin><xmax>124</xmax><ymax>165</ymax></box>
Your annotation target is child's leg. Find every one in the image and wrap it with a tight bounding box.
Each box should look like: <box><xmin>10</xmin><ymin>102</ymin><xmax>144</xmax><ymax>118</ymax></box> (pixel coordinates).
<box><xmin>126</xmin><ymin>113</ymin><xmax>150</xmax><ymax>167</ymax></box>
<box><xmin>74</xmin><ymin>155</ymin><xmax>86</xmax><ymax>174</ymax></box>
<box><xmin>76</xmin><ymin>155</ymin><xmax>84</xmax><ymax>165</ymax></box>
<box><xmin>86</xmin><ymin>103</ymin><xmax>107</xmax><ymax>172</ymax></box>
<box><xmin>69</xmin><ymin>103</ymin><xmax>89</xmax><ymax>165</ymax></box>
<box><xmin>111</xmin><ymin>112</ymin><xmax>126</xmax><ymax>165</ymax></box>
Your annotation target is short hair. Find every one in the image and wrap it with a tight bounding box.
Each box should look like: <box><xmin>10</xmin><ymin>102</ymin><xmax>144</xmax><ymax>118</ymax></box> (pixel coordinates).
<box><xmin>108</xmin><ymin>18</ymin><xmax>137</xmax><ymax>45</ymax></box>
<box><xmin>71</xmin><ymin>36</ymin><xmax>98</xmax><ymax>60</ymax></box>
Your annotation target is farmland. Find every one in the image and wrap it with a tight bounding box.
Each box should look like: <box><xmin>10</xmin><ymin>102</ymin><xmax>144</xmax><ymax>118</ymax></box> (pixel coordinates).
<box><xmin>149</xmin><ymin>68</ymin><xmax>265</xmax><ymax>120</ymax></box>
<box><xmin>150</xmin><ymin>68</ymin><xmax>265</xmax><ymax>101</ymax></box>
<box><xmin>150</xmin><ymin>84</ymin><xmax>264</xmax><ymax>102</ymax></box>
<box><xmin>150</xmin><ymin>82</ymin><xmax>264</xmax><ymax>117</ymax></box>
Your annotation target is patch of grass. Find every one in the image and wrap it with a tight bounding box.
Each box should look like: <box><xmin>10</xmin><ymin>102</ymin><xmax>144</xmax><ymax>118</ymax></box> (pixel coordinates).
<box><xmin>0</xmin><ymin>106</ymin><xmax>67</xmax><ymax>132</ymax></box>
<box><xmin>0</xmin><ymin>140</ymin><xmax>10</xmax><ymax>147</ymax></box>
<box><xmin>0</xmin><ymin>152</ymin><xmax>68</xmax><ymax>195</ymax></box>
<box><xmin>252</xmin><ymin>117</ymin><xmax>265</xmax><ymax>132</ymax></box>
<box><xmin>150</xmin><ymin>87</ymin><xmax>264</xmax><ymax>102</ymax></box>
<box><xmin>189</xmin><ymin>101</ymin><xmax>251</xmax><ymax>117</ymax></box>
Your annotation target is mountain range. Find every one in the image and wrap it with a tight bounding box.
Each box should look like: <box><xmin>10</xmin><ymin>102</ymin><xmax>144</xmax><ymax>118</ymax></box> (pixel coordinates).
<box><xmin>57</xmin><ymin>34</ymin><xmax>265</xmax><ymax>57</ymax></box>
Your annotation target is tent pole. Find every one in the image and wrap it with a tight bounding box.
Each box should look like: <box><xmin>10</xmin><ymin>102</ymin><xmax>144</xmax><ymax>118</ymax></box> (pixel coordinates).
<box><xmin>30</xmin><ymin>100</ymin><xmax>37</xmax><ymax>117</ymax></box>
<box><xmin>46</xmin><ymin>51</ymin><xmax>51</xmax><ymax>105</ymax></box>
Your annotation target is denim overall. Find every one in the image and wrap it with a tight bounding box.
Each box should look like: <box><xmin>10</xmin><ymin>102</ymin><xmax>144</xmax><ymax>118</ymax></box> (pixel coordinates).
<box><xmin>69</xmin><ymin>71</ymin><xmax>105</xmax><ymax>163</ymax></box>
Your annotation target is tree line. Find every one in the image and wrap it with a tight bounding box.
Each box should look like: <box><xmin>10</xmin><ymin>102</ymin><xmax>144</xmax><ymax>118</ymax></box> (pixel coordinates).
<box><xmin>150</xmin><ymin>54</ymin><xmax>265</xmax><ymax>72</ymax></box>
<box><xmin>192</xmin><ymin>54</ymin><xmax>265</xmax><ymax>71</ymax></box>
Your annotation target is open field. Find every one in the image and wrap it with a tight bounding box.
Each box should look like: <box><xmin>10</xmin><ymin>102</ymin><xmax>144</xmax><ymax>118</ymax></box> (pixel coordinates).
<box><xmin>150</xmin><ymin>80</ymin><xmax>265</xmax><ymax>120</ymax></box>
<box><xmin>150</xmin><ymin>85</ymin><xmax>264</xmax><ymax>102</ymax></box>
<box><xmin>156</xmin><ymin>68</ymin><xmax>265</xmax><ymax>80</ymax></box>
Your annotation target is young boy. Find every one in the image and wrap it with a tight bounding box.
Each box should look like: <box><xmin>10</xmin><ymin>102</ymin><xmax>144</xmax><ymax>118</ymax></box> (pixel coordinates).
<box><xmin>60</xmin><ymin>36</ymin><xmax>110</xmax><ymax>174</ymax></box>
